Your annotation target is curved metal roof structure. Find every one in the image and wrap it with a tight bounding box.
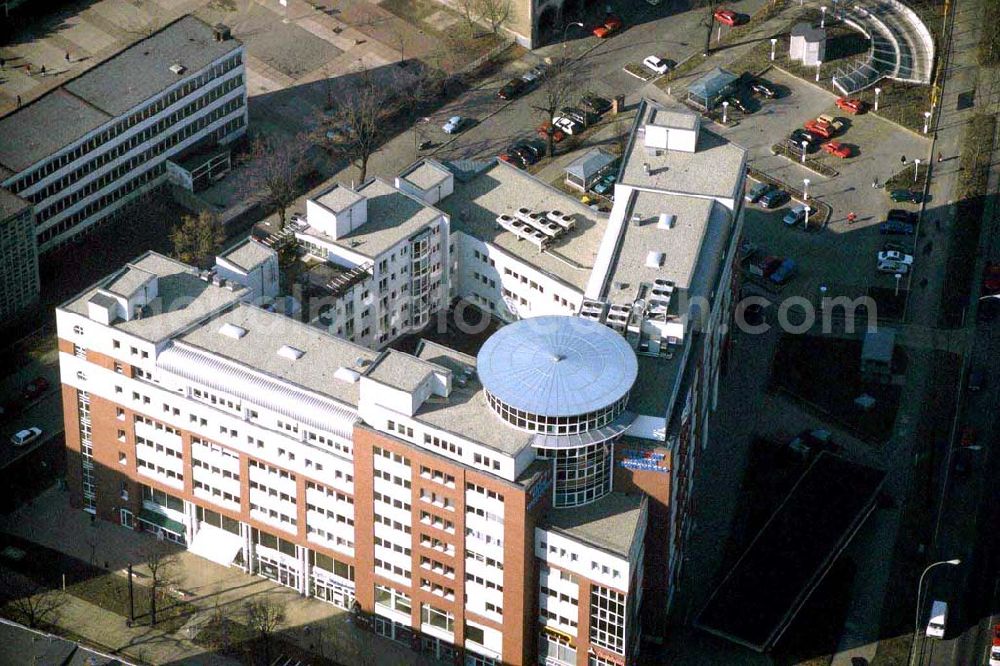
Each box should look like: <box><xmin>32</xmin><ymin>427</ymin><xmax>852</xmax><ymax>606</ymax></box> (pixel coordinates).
<box><xmin>158</xmin><ymin>343</ymin><xmax>359</xmax><ymax>440</ymax></box>
<box><xmin>477</xmin><ymin>316</ymin><xmax>638</xmax><ymax>417</ymax></box>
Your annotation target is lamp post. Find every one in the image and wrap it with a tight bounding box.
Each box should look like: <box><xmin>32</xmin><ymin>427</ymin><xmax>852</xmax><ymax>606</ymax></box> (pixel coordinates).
<box><xmin>923</xmin><ymin>110</ymin><xmax>932</xmax><ymax>134</ymax></box>
<box><xmin>801</xmin><ymin>140</ymin><xmax>809</xmax><ymax>164</ymax></box>
<box><xmin>721</xmin><ymin>100</ymin><xmax>729</xmax><ymax>124</ymax></box>
<box><xmin>909</xmin><ymin>559</ymin><xmax>961</xmax><ymax>666</ymax></box>
<box><xmin>802</xmin><ymin>178</ymin><xmax>810</xmax><ymax>200</ymax></box>
<box><xmin>816</xmin><ymin>61</ymin><xmax>822</xmax><ymax>82</ymax></box>
<box><xmin>770</xmin><ymin>38</ymin><xmax>778</xmax><ymax>61</ymax></box>
<box><xmin>914</xmin><ymin>158</ymin><xmax>921</xmax><ymax>182</ymax></box>
<box><xmin>803</xmin><ymin>203</ymin><xmax>811</xmax><ymax>229</ymax></box>
<box><xmin>819</xmin><ymin>284</ymin><xmax>828</xmax><ymax>311</ymax></box>
<box><xmin>821</xmin><ymin>5</ymin><xmax>827</xmax><ymax>27</ymax></box>
<box><xmin>874</xmin><ymin>86</ymin><xmax>882</xmax><ymax>111</ymax></box>
<box><xmin>413</xmin><ymin>116</ymin><xmax>430</xmax><ymax>157</ymax></box>
<box><xmin>563</xmin><ymin>22</ymin><xmax>584</xmax><ymax>48</ymax></box>
<box><xmin>894</xmin><ymin>273</ymin><xmax>902</xmax><ymax>296</ymax></box>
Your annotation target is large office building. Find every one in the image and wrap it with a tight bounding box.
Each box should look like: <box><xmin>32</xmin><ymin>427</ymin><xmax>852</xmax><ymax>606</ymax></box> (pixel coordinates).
<box><xmin>0</xmin><ymin>15</ymin><xmax>247</xmax><ymax>255</ymax></box>
<box><xmin>0</xmin><ymin>188</ymin><xmax>39</xmax><ymax>321</ymax></box>
<box><xmin>57</xmin><ymin>100</ymin><xmax>747</xmax><ymax>666</ymax></box>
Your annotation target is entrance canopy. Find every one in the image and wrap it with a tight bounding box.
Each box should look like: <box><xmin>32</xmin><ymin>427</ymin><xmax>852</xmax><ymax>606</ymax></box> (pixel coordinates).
<box><xmin>189</xmin><ymin>525</ymin><xmax>243</xmax><ymax>567</ymax></box>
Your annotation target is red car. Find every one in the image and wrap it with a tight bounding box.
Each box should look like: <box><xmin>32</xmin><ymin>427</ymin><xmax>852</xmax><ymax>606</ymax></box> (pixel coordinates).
<box><xmin>803</xmin><ymin>119</ymin><xmax>834</xmax><ymax>140</ymax></box>
<box><xmin>960</xmin><ymin>426</ymin><xmax>977</xmax><ymax>447</ymax></box>
<box><xmin>822</xmin><ymin>141</ymin><xmax>852</xmax><ymax>158</ymax></box>
<box><xmin>713</xmin><ymin>8</ymin><xmax>739</xmax><ymax>26</ymax></box>
<box><xmin>592</xmin><ymin>15</ymin><xmax>623</xmax><ymax>38</ymax></box>
<box><xmin>983</xmin><ymin>263</ymin><xmax>1000</xmax><ymax>293</ymax></box>
<box><xmin>537</xmin><ymin>122</ymin><xmax>565</xmax><ymax>143</ymax></box>
<box><xmin>22</xmin><ymin>376</ymin><xmax>51</xmax><ymax>401</ymax></box>
<box><xmin>835</xmin><ymin>97</ymin><xmax>868</xmax><ymax>114</ymax></box>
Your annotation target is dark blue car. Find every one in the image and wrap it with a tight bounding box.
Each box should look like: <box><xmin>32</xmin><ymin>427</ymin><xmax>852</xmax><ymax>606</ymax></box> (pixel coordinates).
<box><xmin>759</xmin><ymin>188</ymin><xmax>789</xmax><ymax>209</ymax></box>
<box><xmin>879</xmin><ymin>219</ymin><xmax>915</xmax><ymax>235</ymax></box>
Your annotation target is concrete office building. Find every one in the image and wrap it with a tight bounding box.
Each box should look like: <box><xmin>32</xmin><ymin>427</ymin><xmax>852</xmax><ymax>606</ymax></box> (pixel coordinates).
<box><xmin>0</xmin><ymin>189</ymin><xmax>40</xmax><ymax>322</ymax></box>
<box><xmin>57</xmin><ymin>100</ymin><xmax>747</xmax><ymax>665</ymax></box>
<box><xmin>0</xmin><ymin>16</ymin><xmax>247</xmax><ymax>254</ymax></box>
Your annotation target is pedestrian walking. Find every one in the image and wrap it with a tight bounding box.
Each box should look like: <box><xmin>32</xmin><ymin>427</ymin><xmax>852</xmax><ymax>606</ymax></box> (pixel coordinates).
<box><xmin>937</xmin><ymin>152</ymin><xmax>943</xmax><ymax>163</ymax></box>
<box><xmin>65</xmin><ymin>51</ymin><xmax>71</xmax><ymax>63</ymax></box>
<box><xmin>872</xmin><ymin>176</ymin><xmax>880</xmax><ymax>189</ymax></box>
<box><xmin>15</xmin><ymin>95</ymin><xmax>21</xmax><ymax>108</ymax></box>
<box><xmin>847</xmin><ymin>211</ymin><xmax>857</xmax><ymax>224</ymax></box>
<box><xmin>25</xmin><ymin>63</ymin><xmax>31</xmax><ymax>75</ymax></box>
<box><xmin>0</xmin><ymin>57</ymin><xmax>5</xmax><ymax>70</ymax></box>
<box><xmin>40</xmin><ymin>64</ymin><xmax>46</xmax><ymax>76</ymax></box>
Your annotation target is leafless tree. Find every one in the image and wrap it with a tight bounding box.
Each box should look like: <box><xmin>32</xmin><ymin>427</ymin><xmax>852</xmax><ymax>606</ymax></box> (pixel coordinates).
<box><xmin>244</xmin><ymin>596</ymin><xmax>286</xmax><ymax>666</ymax></box>
<box><xmin>170</xmin><ymin>210</ymin><xmax>225</xmax><ymax>268</ymax></box>
<box><xmin>324</xmin><ymin>64</ymin><xmax>396</xmax><ymax>183</ymax></box>
<box><xmin>611</xmin><ymin>116</ymin><xmax>631</xmax><ymax>157</ymax></box>
<box><xmin>532</xmin><ymin>58</ymin><xmax>579</xmax><ymax>157</ymax></box>
<box><xmin>144</xmin><ymin>543</ymin><xmax>178</xmax><ymax>627</ymax></box>
<box><xmin>476</xmin><ymin>0</ymin><xmax>512</xmax><ymax>35</ymax></box>
<box><xmin>456</xmin><ymin>0</ymin><xmax>479</xmax><ymax>32</ymax></box>
<box><xmin>239</xmin><ymin>134</ymin><xmax>309</xmax><ymax>230</ymax></box>
<box><xmin>0</xmin><ymin>570</ymin><xmax>65</xmax><ymax>629</ymax></box>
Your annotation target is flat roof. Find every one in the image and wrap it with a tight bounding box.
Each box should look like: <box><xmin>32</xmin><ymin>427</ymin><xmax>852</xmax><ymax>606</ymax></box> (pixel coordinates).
<box><xmin>305</xmin><ymin>178</ymin><xmax>442</xmax><ymax>260</ymax></box>
<box><xmin>476</xmin><ymin>316</ymin><xmax>637</xmax><ymax>417</ymax></box>
<box><xmin>0</xmin><ymin>16</ymin><xmax>240</xmax><ymax>174</ymax></box>
<box><xmin>0</xmin><ymin>617</ymin><xmax>133</xmax><ymax>666</ymax></box>
<box><xmin>219</xmin><ymin>238</ymin><xmax>274</xmax><ymax>272</ymax></box>
<box><xmin>565</xmin><ymin>148</ymin><xmax>616</xmax><ymax>180</ymax></box>
<box><xmin>314</xmin><ymin>183</ymin><xmax>365</xmax><ymax>214</ymax></box>
<box><xmin>415</xmin><ymin>339</ymin><xmax>477</xmax><ymax>377</ymax></box>
<box><xmin>365</xmin><ymin>349</ymin><xmax>441</xmax><ymax>393</ymax></box>
<box><xmin>436</xmin><ymin>161</ymin><xmax>607</xmax><ymax>290</ymax></box>
<box><xmin>619</xmin><ymin>100</ymin><xmax>746</xmax><ymax>201</ymax></box>
<box><xmin>105</xmin><ymin>265</ymin><xmax>156</xmax><ymax>298</ymax></box>
<box><xmin>627</xmin><ymin>352</ymin><xmax>685</xmax><ymax>418</ymax></box>
<box><xmin>647</xmin><ymin>107</ymin><xmax>699</xmax><ymax>130</ymax></box>
<box><xmin>696</xmin><ymin>453</ymin><xmax>886</xmax><ymax>651</ymax></box>
<box><xmin>546</xmin><ymin>492</ymin><xmax>645</xmax><ymax>557</ymax></box>
<box><xmin>176</xmin><ymin>304</ymin><xmax>380</xmax><ymax>407</ymax></box>
<box><xmin>399</xmin><ymin>160</ymin><xmax>452</xmax><ymax>191</ymax></box>
<box><xmin>61</xmin><ymin>252</ymin><xmax>245</xmax><ymax>343</ymax></box>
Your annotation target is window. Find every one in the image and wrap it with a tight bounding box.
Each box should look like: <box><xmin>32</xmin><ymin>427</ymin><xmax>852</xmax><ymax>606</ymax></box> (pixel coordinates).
<box><xmin>375</xmin><ymin>585</ymin><xmax>411</xmax><ymax>615</ymax></box>
<box><xmin>118</xmin><ymin>452</ymin><xmax>127</xmax><ymax>465</ymax></box>
<box><xmin>590</xmin><ymin>585</ymin><xmax>626</xmax><ymax>654</ymax></box>
<box><xmin>420</xmin><ymin>604</ymin><xmax>454</xmax><ymax>633</ymax></box>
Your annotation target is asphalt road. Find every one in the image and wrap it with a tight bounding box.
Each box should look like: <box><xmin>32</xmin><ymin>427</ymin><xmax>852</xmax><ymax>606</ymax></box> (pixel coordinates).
<box><xmin>0</xmin><ymin>390</ymin><xmax>65</xmax><ymax>470</ymax></box>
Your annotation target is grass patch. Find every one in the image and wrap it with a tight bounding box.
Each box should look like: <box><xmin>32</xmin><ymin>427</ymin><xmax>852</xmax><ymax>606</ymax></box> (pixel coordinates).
<box><xmin>979</xmin><ymin>0</ymin><xmax>1000</xmax><ymax>64</ymax></box>
<box><xmin>194</xmin><ymin>613</ymin><xmax>352</xmax><ymax>666</ymax></box>
<box><xmin>940</xmin><ymin>113</ymin><xmax>995</xmax><ymax>326</ymax></box>
<box><xmin>770</xmin><ymin>335</ymin><xmax>902</xmax><ymax>443</ymax></box>
<box><xmin>884</xmin><ymin>162</ymin><xmax>929</xmax><ymax>192</ymax></box>
<box><xmin>770</xmin><ymin>144</ymin><xmax>839</xmax><ymax>177</ymax></box>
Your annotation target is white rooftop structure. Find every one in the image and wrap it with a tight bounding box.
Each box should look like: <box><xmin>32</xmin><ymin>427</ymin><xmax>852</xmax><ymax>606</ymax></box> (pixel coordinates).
<box><xmin>476</xmin><ymin>316</ymin><xmax>638</xmax><ymax>417</ymax></box>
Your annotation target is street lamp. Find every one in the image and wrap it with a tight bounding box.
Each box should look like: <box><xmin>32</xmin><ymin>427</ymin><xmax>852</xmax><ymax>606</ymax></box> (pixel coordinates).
<box><xmin>801</xmin><ymin>140</ymin><xmax>809</xmax><ymax>164</ymax></box>
<box><xmin>894</xmin><ymin>273</ymin><xmax>902</xmax><ymax>296</ymax></box>
<box><xmin>770</xmin><ymin>38</ymin><xmax>778</xmax><ymax>61</ymax></box>
<box><xmin>802</xmin><ymin>178</ymin><xmax>810</xmax><ymax>200</ymax></box>
<box><xmin>563</xmin><ymin>22</ymin><xmax>584</xmax><ymax>48</ymax></box>
<box><xmin>721</xmin><ymin>100</ymin><xmax>729</xmax><ymax>124</ymax></box>
<box><xmin>914</xmin><ymin>158</ymin><xmax>921</xmax><ymax>182</ymax></box>
<box><xmin>874</xmin><ymin>86</ymin><xmax>882</xmax><ymax>111</ymax></box>
<box><xmin>815</xmin><ymin>60</ymin><xmax>822</xmax><ymax>82</ymax></box>
<box><xmin>909</xmin><ymin>559</ymin><xmax>961</xmax><ymax>666</ymax></box>
<box><xmin>923</xmin><ymin>110</ymin><xmax>932</xmax><ymax>134</ymax></box>
<box><xmin>820</xmin><ymin>5</ymin><xmax>827</xmax><ymax>27</ymax></box>
<box><xmin>803</xmin><ymin>204</ymin><xmax>811</xmax><ymax>229</ymax></box>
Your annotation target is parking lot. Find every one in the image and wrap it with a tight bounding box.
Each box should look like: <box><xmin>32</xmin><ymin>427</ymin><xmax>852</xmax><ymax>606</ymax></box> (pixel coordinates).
<box><xmin>711</xmin><ymin>68</ymin><xmax>931</xmax><ymax>304</ymax></box>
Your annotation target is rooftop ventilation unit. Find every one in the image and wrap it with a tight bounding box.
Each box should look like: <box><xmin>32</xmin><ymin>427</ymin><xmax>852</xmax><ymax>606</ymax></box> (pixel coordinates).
<box><xmin>213</xmin><ymin>23</ymin><xmax>232</xmax><ymax>41</ymax></box>
<box><xmin>277</xmin><ymin>345</ymin><xmax>304</xmax><ymax>360</ymax></box>
<box><xmin>169</xmin><ymin>63</ymin><xmax>187</xmax><ymax>75</ymax></box>
<box><xmin>355</xmin><ymin>357</ymin><xmax>372</xmax><ymax>368</ymax></box>
<box><xmin>646</xmin><ymin>251</ymin><xmax>664</xmax><ymax>268</ymax></box>
<box><xmin>219</xmin><ymin>323</ymin><xmax>247</xmax><ymax>339</ymax></box>
<box><xmin>657</xmin><ymin>214</ymin><xmax>676</xmax><ymax>229</ymax></box>
<box><xmin>334</xmin><ymin>367</ymin><xmax>361</xmax><ymax>383</ymax></box>
<box><xmin>631</xmin><ymin>213</ymin><xmax>642</xmax><ymax>227</ymax></box>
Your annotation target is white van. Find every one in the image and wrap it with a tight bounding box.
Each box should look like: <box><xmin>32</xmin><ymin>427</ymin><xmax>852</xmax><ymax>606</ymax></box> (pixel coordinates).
<box><xmin>925</xmin><ymin>600</ymin><xmax>947</xmax><ymax>639</ymax></box>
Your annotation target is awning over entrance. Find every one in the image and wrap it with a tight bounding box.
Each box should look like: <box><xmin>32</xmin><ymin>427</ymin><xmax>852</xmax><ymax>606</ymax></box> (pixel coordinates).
<box><xmin>188</xmin><ymin>525</ymin><xmax>243</xmax><ymax>567</ymax></box>
<box><xmin>138</xmin><ymin>509</ymin><xmax>185</xmax><ymax>536</ymax></box>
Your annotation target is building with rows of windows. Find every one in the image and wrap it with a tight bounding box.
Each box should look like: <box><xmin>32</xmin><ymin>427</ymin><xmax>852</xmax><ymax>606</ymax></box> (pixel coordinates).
<box><xmin>0</xmin><ymin>15</ymin><xmax>247</xmax><ymax>256</ymax></box>
<box><xmin>0</xmin><ymin>189</ymin><xmax>40</xmax><ymax>322</ymax></box>
<box><xmin>58</xmin><ymin>100</ymin><xmax>747</xmax><ymax>665</ymax></box>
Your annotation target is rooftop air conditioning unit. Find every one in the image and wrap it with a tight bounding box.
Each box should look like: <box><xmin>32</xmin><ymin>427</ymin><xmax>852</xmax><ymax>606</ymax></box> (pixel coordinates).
<box><xmin>169</xmin><ymin>63</ymin><xmax>186</xmax><ymax>75</ymax></box>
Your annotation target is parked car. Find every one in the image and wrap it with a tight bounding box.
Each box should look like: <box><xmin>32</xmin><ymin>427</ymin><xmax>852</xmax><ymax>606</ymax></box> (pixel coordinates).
<box><xmin>989</xmin><ymin>628</ymin><xmax>1000</xmax><ymax>666</ymax></box>
<box><xmin>782</xmin><ymin>203</ymin><xmax>813</xmax><ymax>226</ymax></box>
<box><xmin>882</xmin><ymin>241</ymin><xmax>908</xmax><ymax>253</ymax></box>
<box><xmin>889</xmin><ymin>188</ymin><xmax>924</xmax><ymax>204</ymax></box>
<box><xmin>817</xmin><ymin>112</ymin><xmax>844</xmax><ymax>130</ymax></box>
<box><xmin>877</xmin><ymin>250</ymin><xmax>914</xmax><ymax>265</ymax></box>
<box><xmin>10</xmin><ymin>427</ymin><xmax>42</xmax><ymax>447</ymax></box>
<box><xmin>887</xmin><ymin>209</ymin><xmax>917</xmax><ymax>224</ymax></box>
<box><xmin>520</xmin><ymin>66</ymin><xmax>545</xmax><ymax>84</ymax></box>
<box><xmin>980</xmin><ymin>295</ymin><xmax>1000</xmax><ymax>322</ymax></box>
<box><xmin>769</xmin><ymin>258</ymin><xmax>797</xmax><ymax>284</ymax></box>
<box><xmin>441</xmin><ymin>116</ymin><xmax>466</xmax><ymax>134</ymax></box>
<box><xmin>513</xmin><ymin>141</ymin><xmax>542</xmax><ymax>163</ymax></box>
<box><xmin>804</xmin><ymin>119</ymin><xmax>835</xmax><ymax>140</ymax></box>
<box><xmin>580</xmin><ymin>94</ymin><xmax>612</xmax><ymax>114</ymax></box>
<box><xmin>879</xmin><ymin>219</ymin><xmax>916</xmax><ymax>235</ymax></box>
<box><xmin>788</xmin><ymin>128</ymin><xmax>819</xmax><ymax>152</ymax></box>
<box><xmin>960</xmin><ymin>426</ymin><xmax>977</xmax><ymax>447</ymax></box>
<box><xmin>593</xmin><ymin>15</ymin><xmax>623</xmax><ymax>38</ymax></box>
<box><xmin>537</xmin><ymin>122</ymin><xmax>565</xmax><ymax>143</ymax></box>
<box><xmin>822</xmin><ymin>140</ymin><xmax>852</xmax><ymax>158</ymax></box>
<box><xmin>713</xmin><ymin>8</ymin><xmax>739</xmax><ymax>25</ymax></box>
<box><xmin>967</xmin><ymin>368</ymin><xmax>985</xmax><ymax>392</ymax></box>
<box><xmin>560</xmin><ymin>106</ymin><xmax>591</xmax><ymax>126</ymax></box>
<box><xmin>22</xmin><ymin>377</ymin><xmax>50</xmax><ymax>402</ymax></box>
<box><xmin>725</xmin><ymin>94</ymin><xmax>751</xmax><ymax>114</ymax></box>
<box><xmin>750</xmin><ymin>79</ymin><xmax>777</xmax><ymax>98</ymax></box>
<box><xmin>877</xmin><ymin>259</ymin><xmax>910</xmax><ymax>274</ymax></box>
<box><xmin>746</xmin><ymin>181</ymin><xmax>773</xmax><ymax>203</ymax></box>
<box><xmin>982</xmin><ymin>262</ymin><xmax>1000</xmax><ymax>293</ymax></box>
<box><xmin>643</xmin><ymin>56</ymin><xmax>672</xmax><ymax>75</ymax></box>
<box><xmin>835</xmin><ymin>97</ymin><xmax>868</xmax><ymax>114</ymax></box>
<box><xmin>499</xmin><ymin>150</ymin><xmax>527</xmax><ymax>168</ymax></box>
<box><xmin>498</xmin><ymin>77</ymin><xmax>527</xmax><ymax>100</ymax></box>
<box><xmin>743</xmin><ymin>302</ymin><xmax>765</xmax><ymax>325</ymax></box>
<box><xmin>759</xmin><ymin>188</ymin><xmax>789</xmax><ymax>209</ymax></box>
<box><xmin>553</xmin><ymin>116</ymin><xmax>584</xmax><ymax>135</ymax></box>
<box><xmin>787</xmin><ymin>429</ymin><xmax>840</xmax><ymax>458</ymax></box>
